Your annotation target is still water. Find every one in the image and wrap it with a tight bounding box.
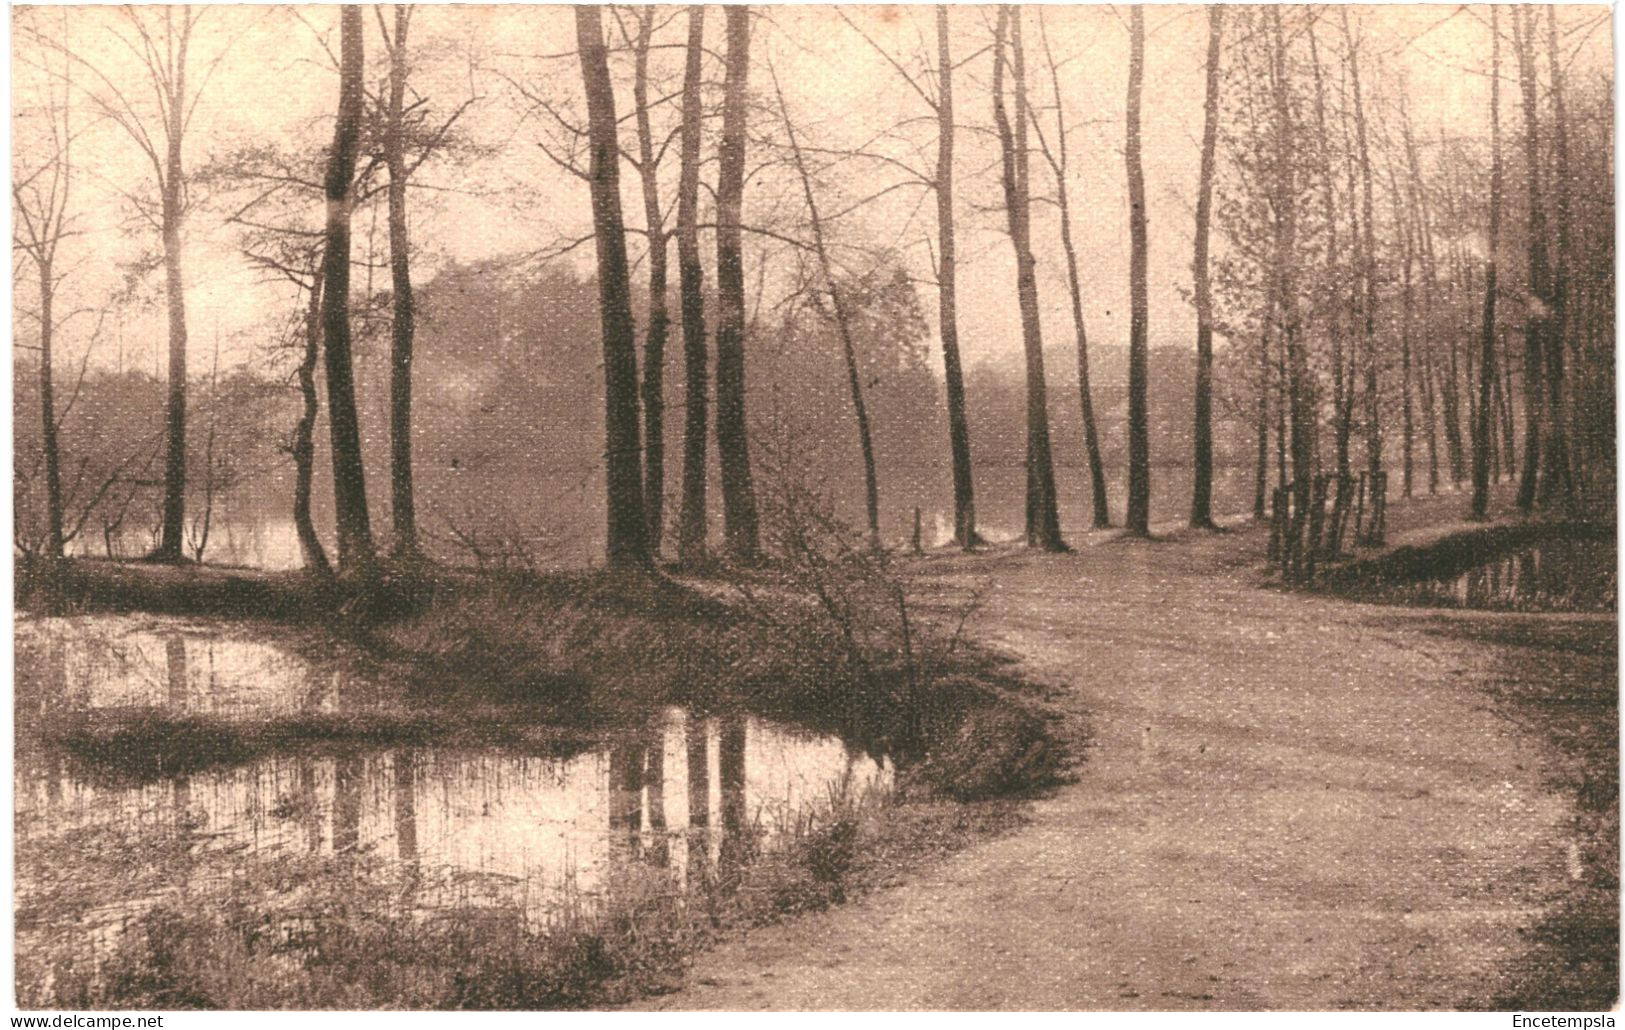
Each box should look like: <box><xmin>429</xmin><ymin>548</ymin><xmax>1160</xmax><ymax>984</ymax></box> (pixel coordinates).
<box><xmin>1376</xmin><ymin>539</ymin><xmax>1617</xmax><ymax>613</ymax></box>
<box><xmin>15</xmin><ymin>616</ymin><xmax>891</xmax><ymax>972</ymax></box>
<box><xmin>70</xmin><ymin>463</ymin><xmax>1258</xmax><ymax>570</ymax></box>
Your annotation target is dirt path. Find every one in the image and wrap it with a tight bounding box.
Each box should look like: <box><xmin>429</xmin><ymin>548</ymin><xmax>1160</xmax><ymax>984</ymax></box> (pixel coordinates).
<box><xmin>637</xmin><ymin>515</ymin><xmax>1608</xmax><ymax>1011</ymax></box>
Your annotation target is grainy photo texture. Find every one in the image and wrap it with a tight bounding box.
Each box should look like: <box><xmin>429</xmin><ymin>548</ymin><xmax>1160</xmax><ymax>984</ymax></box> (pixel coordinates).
<box><xmin>10</xmin><ymin>2</ymin><xmax>1618</xmax><ymax>1013</ymax></box>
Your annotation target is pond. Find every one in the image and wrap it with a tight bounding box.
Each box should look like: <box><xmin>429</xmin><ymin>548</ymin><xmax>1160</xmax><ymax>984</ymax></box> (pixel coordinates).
<box><xmin>14</xmin><ymin>615</ymin><xmax>892</xmax><ymax>989</ymax></box>
<box><xmin>1367</xmin><ymin>538</ymin><xmax>1617</xmax><ymax>613</ymax></box>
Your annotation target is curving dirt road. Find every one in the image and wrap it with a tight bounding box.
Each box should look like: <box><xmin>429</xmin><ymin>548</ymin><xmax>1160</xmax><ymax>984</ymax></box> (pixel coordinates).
<box><xmin>637</xmin><ymin>515</ymin><xmax>1612</xmax><ymax>1010</ymax></box>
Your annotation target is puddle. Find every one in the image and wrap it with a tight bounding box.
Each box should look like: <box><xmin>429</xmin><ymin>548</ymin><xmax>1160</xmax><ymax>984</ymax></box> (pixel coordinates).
<box><xmin>15</xmin><ymin>616</ymin><xmax>892</xmax><ymax>977</ymax></box>
<box><xmin>16</xmin><ymin>614</ymin><xmax>399</xmax><ymax>723</ymax></box>
<box><xmin>1363</xmin><ymin>539</ymin><xmax>1616</xmax><ymax>613</ymax></box>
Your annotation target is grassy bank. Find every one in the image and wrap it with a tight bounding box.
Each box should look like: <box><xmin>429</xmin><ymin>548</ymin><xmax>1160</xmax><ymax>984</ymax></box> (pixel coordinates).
<box><xmin>16</xmin><ymin>551</ymin><xmax>1073</xmax><ymax>1009</ymax></box>
<box><xmin>1314</xmin><ymin>519</ymin><xmax>1614</xmax><ymax>598</ymax></box>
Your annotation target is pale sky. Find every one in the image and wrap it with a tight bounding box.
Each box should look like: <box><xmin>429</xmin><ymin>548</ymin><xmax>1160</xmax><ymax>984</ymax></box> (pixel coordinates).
<box><xmin>10</xmin><ymin>3</ymin><xmax>1614</xmax><ymax>381</ymax></box>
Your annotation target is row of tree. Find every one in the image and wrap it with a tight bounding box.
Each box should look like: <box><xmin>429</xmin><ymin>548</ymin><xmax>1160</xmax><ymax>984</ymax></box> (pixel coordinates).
<box><xmin>14</xmin><ymin>6</ymin><xmax>1614</xmax><ymax>577</ymax></box>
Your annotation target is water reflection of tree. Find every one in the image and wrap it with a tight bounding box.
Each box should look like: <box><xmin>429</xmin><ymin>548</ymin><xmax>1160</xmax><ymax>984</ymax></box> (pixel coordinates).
<box><xmin>394</xmin><ymin>750</ymin><xmax>417</xmax><ymax>864</ymax></box>
<box><xmin>644</xmin><ymin>736</ymin><xmax>668</xmax><ymax>868</ymax></box>
<box><xmin>164</xmin><ymin>634</ymin><xmax>187</xmax><ymax>709</ymax></box>
<box><xmin>686</xmin><ymin>713</ymin><xmax>709</xmax><ymax>882</ymax></box>
<box><xmin>333</xmin><ymin>756</ymin><xmax>363</xmax><ymax>854</ymax></box>
<box><xmin>718</xmin><ymin>714</ymin><xmax>750</xmax><ymax>874</ymax></box>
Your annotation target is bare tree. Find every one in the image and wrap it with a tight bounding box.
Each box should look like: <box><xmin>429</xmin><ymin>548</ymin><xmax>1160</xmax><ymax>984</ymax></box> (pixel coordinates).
<box><xmin>1512</xmin><ymin>5</ymin><xmax>1547</xmax><ymax>512</ymax></box>
<box><xmin>1030</xmin><ymin>10</ymin><xmax>1109</xmax><ymax>530</ymax></box>
<box><xmin>1541</xmin><ymin>4</ymin><xmax>1575</xmax><ymax>510</ymax></box>
<box><xmin>576</xmin><ymin>4</ymin><xmax>649</xmax><ymax>569</ymax></box>
<box><xmin>1342</xmin><ymin>9</ymin><xmax>1382</xmax><ymax>538</ymax></box>
<box><xmin>1124</xmin><ymin>5</ymin><xmax>1151</xmax><ymax>536</ymax></box>
<box><xmin>836</xmin><ymin>5</ymin><xmax>981</xmax><ymax>548</ymax></box>
<box><xmin>49</xmin><ymin>7</ymin><xmax>221</xmax><ymax>561</ymax></box>
<box><xmin>320</xmin><ymin>5</ymin><xmax>378</xmax><ymax>575</ymax></box>
<box><xmin>991</xmin><ymin>6</ymin><xmax>1064</xmax><ymax>551</ymax></box>
<box><xmin>11</xmin><ymin>12</ymin><xmax>77</xmax><ymax>560</ymax></box>
<box><xmin>628</xmin><ymin>7</ymin><xmax>673</xmax><ymax>554</ymax></box>
<box><xmin>715</xmin><ymin>5</ymin><xmax>760</xmax><ymax>563</ymax></box>
<box><xmin>1470</xmin><ymin>7</ymin><xmax>1504</xmax><ymax>521</ymax></box>
<box><xmin>379</xmin><ymin>4</ymin><xmax>420</xmax><ymax>556</ymax></box>
<box><xmin>935</xmin><ymin>6</ymin><xmax>978</xmax><ymax>548</ymax></box>
<box><xmin>770</xmin><ymin>61</ymin><xmax>881</xmax><ymax>552</ymax></box>
<box><xmin>675</xmin><ymin>4</ymin><xmax>710</xmax><ymax>564</ymax></box>
<box><xmin>1189</xmin><ymin>5</ymin><xmax>1222</xmax><ymax>530</ymax></box>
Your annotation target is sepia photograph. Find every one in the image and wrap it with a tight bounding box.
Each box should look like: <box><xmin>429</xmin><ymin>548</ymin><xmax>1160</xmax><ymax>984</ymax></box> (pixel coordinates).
<box><xmin>8</xmin><ymin>1</ymin><xmax>1618</xmax><ymax>1014</ymax></box>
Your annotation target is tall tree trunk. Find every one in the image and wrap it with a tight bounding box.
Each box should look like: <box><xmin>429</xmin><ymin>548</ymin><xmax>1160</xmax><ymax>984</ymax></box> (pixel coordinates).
<box><xmin>1269</xmin><ymin>9</ymin><xmax>1313</xmax><ymax>566</ymax></box>
<box><xmin>320</xmin><ymin>5</ymin><xmax>376</xmax><ymax>575</ymax></box>
<box><xmin>1310</xmin><ymin>22</ymin><xmax>1354</xmax><ymax>487</ymax></box>
<box><xmin>1471</xmin><ymin>7</ymin><xmax>1503</xmax><ymax>520</ymax></box>
<box><xmin>991</xmin><ymin>7</ymin><xmax>1064</xmax><ymax>551</ymax></box>
<box><xmin>633</xmin><ymin>11</ymin><xmax>671</xmax><ymax>553</ymax></box>
<box><xmin>383</xmin><ymin>5</ymin><xmax>418</xmax><ymax>556</ymax></box>
<box><xmin>154</xmin><ymin>23</ymin><xmax>192</xmax><ymax>563</ymax></box>
<box><xmin>771</xmin><ymin>64</ymin><xmax>881</xmax><ymax>551</ymax></box>
<box><xmin>577</xmin><ymin>5</ymin><xmax>650</xmax><ymax>570</ymax></box>
<box><xmin>1400</xmin><ymin>101</ymin><xmax>1443</xmax><ymax>493</ymax></box>
<box><xmin>936</xmin><ymin>5</ymin><xmax>979</xmax><ymax>549</ymax></box>
<box><xmin>1253</xmin><ymin>297</ymin><xmax>1273</xmax><ymax>520</ymax></box>
<box><xmin>1538</xmin><ymin>5</ymin><xmax>1573</xmax><ymax>509</ymax></box>
<box><xmin>1499</xmin><ymin>331</ymin><xmax>1517</xmax><ymax>475</ymax></box>
<box><xmin>1190</xmin><ymin>7</ymin><xmax>1222</xmax><ymax>529</ymax></box>
<box><xmin>38</xmin><ymin>266</ymin><xmax>64</xmax><ymax>559</ymax></box>
<box><xmin>714</xmin><ymin>5</ymin><xmax>760</xmax><ymax>563</ymax></box>
<box><xmin>293</xmin><ymin>267</ymin><xmax>332</xmax><ymax>575</ymax></box>
<box><xmin>675</xmin><ymin>5</ymin><xmax>709</xmax><ymax>564</ymax></box>
<box><xmin>1124</xmin><ymin>5</ymin><xmax>1151</xmax><ymax>536</ymax></box>
<box><xmin>1035</xmin><ymin>11</ymin><xmax>1109</xmax><ymax>530</ymax></box>
<box><xmin>1343</xmin><ymin>10</ymin><xmax>1381</xmax><ymax>521</ymax></box>
<box><xmin>1389</xmin><ymin>163</ymin><xmax>1416</xmax><ymax>499</ymax></box>
<box><xmin>1513</xmin><ymin>7</ymin><xmax>1546</xmax><ymax>511</ymax></box>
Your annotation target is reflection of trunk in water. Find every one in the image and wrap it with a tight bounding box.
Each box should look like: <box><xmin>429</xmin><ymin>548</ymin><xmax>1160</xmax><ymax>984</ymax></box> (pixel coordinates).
<box><xmin>718</xmin><ymin>715</ymin><xmax>748</xmax><ymax>872</ymax></box>
<box><xmin>165</xmin><ymin>635</ymin><xmax>188</xmax><ymax>710</ymax></box>
<box><xmin>299</xmin><ymin>757</ymin><xmax>322</xmax><ymax>853</ymax></box>
<box><xmin>394</xmin><ymin>750</ymin><xmax>418</xmax><ymax>864</ymax></box>
<box><xmin>608</xmin><ymin>743</ymin><xmax>642</xmax><ymax>858</ymax></box>
<box><xmin>333</xmin><ymin>756</ymin><xmax>363</xmax><ymax>854</ymax></box>
<box><xmin>644</xmin><ymin>736</ymin><xmax>669</xmax><ymax>868</ymax></box>
<box><xmin>686</xmin><ymin>713</ymin><xmax>710</xmax><ymax>881</ymax></box>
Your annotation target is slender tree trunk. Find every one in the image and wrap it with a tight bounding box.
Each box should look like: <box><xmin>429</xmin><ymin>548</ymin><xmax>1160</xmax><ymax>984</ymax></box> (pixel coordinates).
<box><xmin>320</xmin><ymin>5</ymin><xmax>376</xmax><ymax>575</ymax></box>
<box><xmin>714</xmin><ymin>5</ymin><xmax>760</xmax><ymax>563</ymax></box>
<box><xmin>1389</xmin><ymin>164</ymin><xmax>1416</xmax><ymax>499</ymax></box>
<box><xmin>1401</xmin><ymin>102</ymin><xmax>1443</xmax><ymax>493</ymax></box>
<box><xmin>1190</xmin><ymin>8</ymin><xmax>1221</xmax><ymax>531</ymax></box>
<box><xmin>675</xmin><ymin>5</ymin><xmax>709</xmax><ymax>564</ymax></box>
<box><xmin>1253</xmin><ymin>302</ymin><xmax>1272</xmax><ymax>520</ymax></box>
<box><xmin>577</xmin><ymin>5</ymin><xmax>649</xmax><ymax>570</ymax></box>
<box><xmin>936</xmin><ymin>5</ymin><xmax>979</xmax><ymax>549</ymax></box>
<box><xmin>1344</xmin><ymin>10</ymin><xmax>1381</xmax><ymax>521</ymax></box>
<box><xmin>1471</xmin><ymin>7</ymin><xmax>1503</xmax><ymax>520</ymax></box>
<box><xmin>293</xmin><ymin>268</ymin><xmax>332</xmax><ymax>575</ymax></box>
<box><xmin>1538</xmin><ymin>5</ymin><xmax>1573</xmax><ymax>509</ymax></box>
<box><xmin>37</xmin><ymin>267</ymin><xmax>64</xmax><ymax>559</ymax></box>
<box><xmin>633</xmin><ymin>12</ymin><xmax>671</xmax><ymax>553</ymax></box>
<box><xmin>772</xmin><ymin>64</ymin><xmax>881</xmax><ymax>552</ymax></box>
<box><xmin>1499</xmin><ymin>331</ymin><xmax>1517</xmax><ymax>475</ymax></box>
<box><xmin>992</xmin><ymin>7</ymin><xmax>1064</xmax><ymax>550</ymax></box>
<box><xmin>155</xmin><ymin>28</ymin><xmax>191</xmax><ymax>563</ymax></box>
<box><xmin>1269</xmin><ymin>9</ymin><xmax>1313</xmax><ymax>569</ymax></box>
<box><xmin>383</xmin><ymin>5</ymin><xmax>417</xmax><ymax>555</ymax></box>
<box><xmin>1310</xmin><ymin>25</ymin><xmax>1352</xmax><ymax>485</ymax></box>
<box><xmin>1124</xmin><ymin>5</ymin><xmax>1151</xmax><ymax>536</ymax></box>
<box><xmin>1035</xmin><ymin>12</ymin><xmax>1108</xmax><ymax>530</ymax></box>
<box><xmin>1513</xmin><ymin>7</ymin><xmax>1546</xmax><ymax>511</ymax></box>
